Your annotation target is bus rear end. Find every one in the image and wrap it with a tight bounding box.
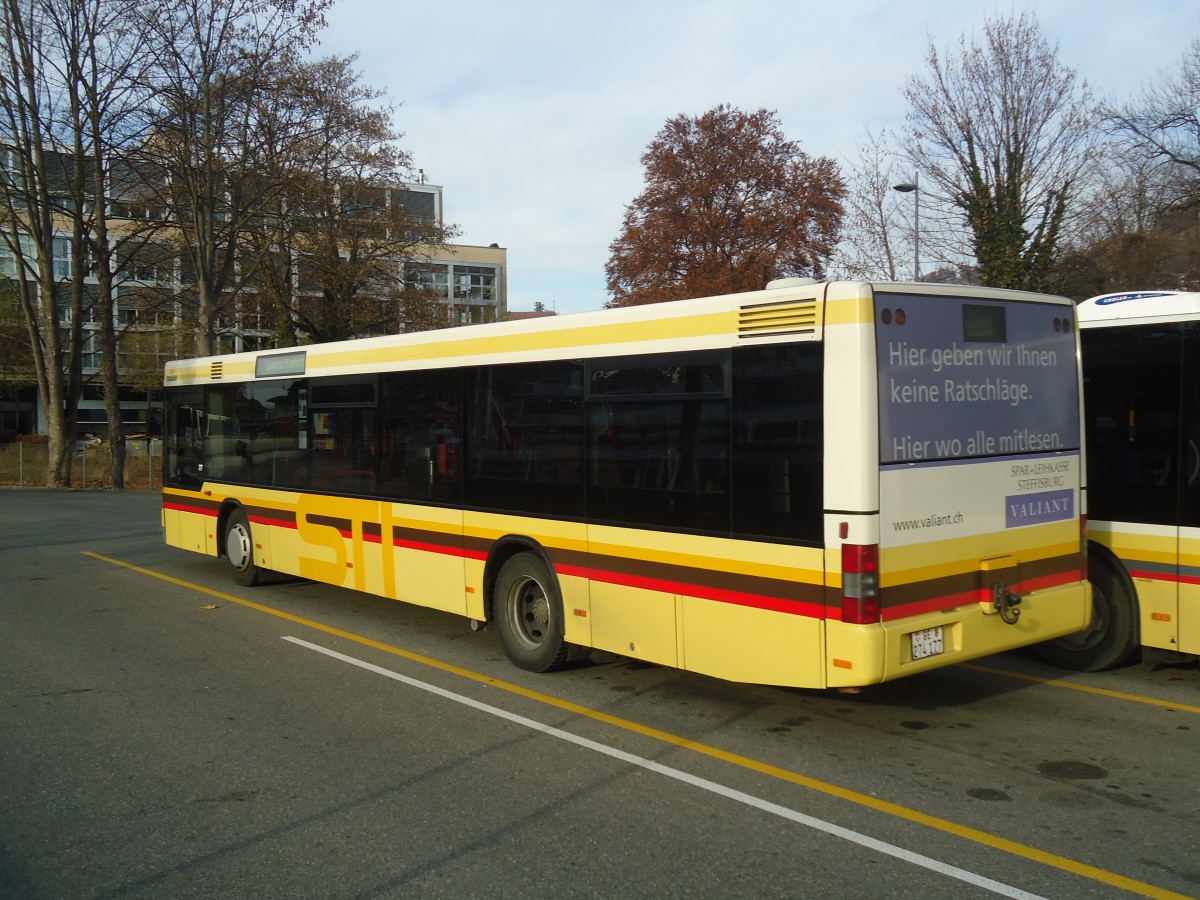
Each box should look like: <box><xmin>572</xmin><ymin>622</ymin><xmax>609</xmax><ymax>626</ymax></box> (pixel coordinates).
<box><xmin>825</xmin><ymin>284</ymin><xmax>1091</xmax><ymax>687</ymax></box>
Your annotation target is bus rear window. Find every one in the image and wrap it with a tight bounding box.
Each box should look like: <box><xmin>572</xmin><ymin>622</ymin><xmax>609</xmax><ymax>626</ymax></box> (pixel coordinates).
<box><xmin>962</xmin><ymin>304</ymin><xmax>1007</xmax><ymax>343</ymax></box>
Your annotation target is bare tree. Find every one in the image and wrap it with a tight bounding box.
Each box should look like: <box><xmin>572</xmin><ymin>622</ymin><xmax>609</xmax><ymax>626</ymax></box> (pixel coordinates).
<box><xmin>605</xmin><ymin>105</ymin><xmax>845</xmax><ymax>306</ymax></box>
<box><xmin>1058</xmin><ymin>144</ymin><xmax>1200</xmax><ymax>297</ymax></box>
<box><xmin>0</xmin><ymin>0</ymin><xmax>85</xmax><ymax>485</ymax></box>
<box><xmin>901</xmin><ymin>11</ymin><xmax>1097</xmax><ymax>291</ymax></box>
<box><xmin>829</xmin><ymin>128</ymin><xmax>909</xmax><ymax>281</ymax></box>
<box><xmin>45</xmin><ymin>0</ymin><xmax>155</xmax><ymax>486</ymax></box>
<box><xmin>1051</xmin><ymin>37</ymin><xmax>1200</xmax><ymax>298</ymax></box>
<box><xmin>135</xmin><ymin>0</ymin><xmax>329</xmax><ymax>358</ymax></box>
<box><xmin>1106</xmin><ymin>36</ymin><xmax>1200</xmax><ymax>210</ymax></box>
<box><xmin>244</xmin><ymin>55</ymin><xmax>459</xmax><ymax>344</ymax></box>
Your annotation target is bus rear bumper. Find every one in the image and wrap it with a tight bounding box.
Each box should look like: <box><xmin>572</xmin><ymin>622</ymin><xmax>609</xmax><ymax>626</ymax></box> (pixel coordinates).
<box><xmin>825</xmin><ymin>580</ymin><xmax>1092</xmax><ymax>688</ymax></box>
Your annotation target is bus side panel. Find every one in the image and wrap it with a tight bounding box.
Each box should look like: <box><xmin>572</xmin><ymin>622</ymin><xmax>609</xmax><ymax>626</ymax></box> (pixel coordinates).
<box><xmin>589</xmin><ymin>581</ymin><xmax>678</xmax><ymax>667</ymax></box>
<box><xmin>585</xmin><ymin>526</ymin><xmax>678</xmax><ymax>666</ymax></box>
<box><xmin>162</xmin><ymin>504</ymin><xmax>212</xmax><ymax>555</ymax></box>
<box><xmin>587</xmin><ymin>525</ymin><xmax>826</xmax><ymax>686</ymax></box>
<box><xmin>1182</xmin><ymin>529</ymin><xmax>1200</xmax><ymax>654</ymax></box>
<box><xmin>258</xmin><ymin>495</ymin><xmax>316</xmax><ymax>582</ymax></box>
<box><xmin>681</xmin><ymin>598</ymin><xmax>825</xmax><ymax>687</ymax></box>
<box><xmin>162</xmin><ymin>488</ymin><xmax>217</xmax><ymax>556</ymax></box>
<box><xmin>1090</xmin><ymin>520</ymin><xmax>1180</xmax><ymax>651</ymax></box>
<box><xmin>375</xmin><ymin>502</ymin><xmax>466</xmax><ymax>616</ymax></box>
<box><xmin>248</xmin><ymin>492</ymin><xmax>467</xmax><ymax>615</ymax></box>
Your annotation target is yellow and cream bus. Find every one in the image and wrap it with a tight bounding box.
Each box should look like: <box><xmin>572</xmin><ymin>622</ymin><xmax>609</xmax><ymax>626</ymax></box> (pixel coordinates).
<box><xmin>162</xmin><ymin>280</ymin><xmax>1091</xmax><ymax>689</ymax></box>
<box><xmin>1048</xmin><ymin>290</ymin><xmax>1200</xmax><ymax>670</ymax></box>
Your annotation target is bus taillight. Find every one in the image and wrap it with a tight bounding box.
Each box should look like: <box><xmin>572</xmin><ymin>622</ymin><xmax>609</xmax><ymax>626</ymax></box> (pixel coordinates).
<box><xmin>841</xmin><ymin>543</ymin><xmax>880</xmax><ymax>624</ymax></box>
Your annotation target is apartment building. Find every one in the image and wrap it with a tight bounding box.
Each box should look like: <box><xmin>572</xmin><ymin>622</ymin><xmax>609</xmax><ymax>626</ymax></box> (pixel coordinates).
<box><xmin>0</xmin><ymin>177</ymin><xmax>507</xmax><ymax>440</ymax></box>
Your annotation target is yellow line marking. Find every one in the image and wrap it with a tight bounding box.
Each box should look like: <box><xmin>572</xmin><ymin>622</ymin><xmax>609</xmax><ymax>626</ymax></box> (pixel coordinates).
<box><xmin>85</xmin><ymin>551</ymin><xmax>1190</xmax><ymax>900</ymax></box>
<box><xmin>959</xmin><ymin>663</ymin><xmax>1200</xmax><ymax>715</ymax></box>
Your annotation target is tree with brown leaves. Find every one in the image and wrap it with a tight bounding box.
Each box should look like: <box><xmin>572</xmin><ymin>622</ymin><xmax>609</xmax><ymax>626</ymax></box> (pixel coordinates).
<box><xmin>605</xmin><ymin>105</ymin><xmax>845</xmax><ymax>307</ymax></box>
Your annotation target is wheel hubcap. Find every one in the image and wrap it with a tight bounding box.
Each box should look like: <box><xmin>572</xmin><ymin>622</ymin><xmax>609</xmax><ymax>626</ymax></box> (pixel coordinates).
<box><xmin>508</xmin><ymin>575</ymin><xmax>549</xmax><ymax>649</ymax></box>
<box><xmin>227</xmin><ymin>522</ymin><xmax>252</xmax><ymax>571</ymax></box>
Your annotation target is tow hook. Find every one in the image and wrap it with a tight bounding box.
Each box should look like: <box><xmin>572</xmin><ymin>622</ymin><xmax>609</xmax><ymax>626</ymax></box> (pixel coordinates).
<box><xmin>993</xmin><ymin>584</ymin><xmax>1022</xmax><ymax>625</ymax></box>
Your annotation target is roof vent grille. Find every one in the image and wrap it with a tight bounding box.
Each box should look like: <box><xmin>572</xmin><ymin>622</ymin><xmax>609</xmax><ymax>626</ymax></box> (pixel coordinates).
<box><xmin>738</xmin><ymin>299</ymin><xmax>818</xmax><ymax>338</ymax></box>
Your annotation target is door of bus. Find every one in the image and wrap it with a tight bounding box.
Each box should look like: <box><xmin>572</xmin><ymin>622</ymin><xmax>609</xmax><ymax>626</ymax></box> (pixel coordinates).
<box><xmin>1177</xmin><ymin>333</ymin><xmax>1200</xmax><ymax>655</ymax></box>
<box><xmin>1082</xmin><ymin>328</ymin><xmax>1180</xmax><ymax>651</ymax></box>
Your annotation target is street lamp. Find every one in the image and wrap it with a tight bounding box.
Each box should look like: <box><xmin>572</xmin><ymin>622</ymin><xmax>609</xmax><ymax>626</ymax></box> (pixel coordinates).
<box><xmin>892</xmin><ymin>174</ymin><xmax>920</xmax><ymax>281</ymax></box>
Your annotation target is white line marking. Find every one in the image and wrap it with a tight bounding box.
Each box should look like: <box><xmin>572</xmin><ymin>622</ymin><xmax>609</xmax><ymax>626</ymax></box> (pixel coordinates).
<box><xmin>283</xmin><ymin>635</ymin><xmax>1047</xmax><ymax>900</ymax></box>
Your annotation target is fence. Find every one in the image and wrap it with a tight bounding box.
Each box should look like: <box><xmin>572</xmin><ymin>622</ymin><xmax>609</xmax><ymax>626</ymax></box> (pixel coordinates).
<box><xmin>0</xmin><ymin>439</ymin><xmax>162</xmax><ymax>490</ymax></box>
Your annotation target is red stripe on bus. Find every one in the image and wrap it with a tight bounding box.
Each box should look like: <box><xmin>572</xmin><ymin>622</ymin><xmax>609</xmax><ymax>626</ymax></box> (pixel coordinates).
<box><xmin>392</xmin><ymin>537</ymin><xmax>468</xmax><ymax>558</ymax></box>
<box><xmin>1129</xmin><ymin>568</ymin><xmax>1200</xmax><ymax>586</ymax></box>
<box><xmin>1021</xmin><ymin>570</ymin><xmax>1082</xmax><ymax>592</ymax></box>
<box><xmin>248</xmin><ymin>515</ymin><xmax>295</xmax><ymax>529</ymax></box>
<box><xmin>875</xmin><ymin>569</ymin><xmax>1082</xmax><ymax>622</ymax></box>
<box><xmin>558</xmin><ymin>564</ymin><xmax>827</xmax><ymax>618</ymax></box>
<box><xmin>163</xmin><ymin>501</ymin><xmax>216</xmax><ymax>517</ymax></box>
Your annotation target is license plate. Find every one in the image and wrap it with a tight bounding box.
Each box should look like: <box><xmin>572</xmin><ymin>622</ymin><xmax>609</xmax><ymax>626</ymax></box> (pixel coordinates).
<box><xmin>910</xmin><ymin>626</ymin><xmax>944</xmax><ymax>660</ymax></box>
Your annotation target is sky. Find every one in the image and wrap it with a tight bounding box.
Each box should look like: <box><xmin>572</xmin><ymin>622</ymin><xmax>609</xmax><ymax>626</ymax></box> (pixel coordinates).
<box><xmin>314</xmin><ymin>0</ymin><xmax>1199</xmax><ymax>316</ymax></box>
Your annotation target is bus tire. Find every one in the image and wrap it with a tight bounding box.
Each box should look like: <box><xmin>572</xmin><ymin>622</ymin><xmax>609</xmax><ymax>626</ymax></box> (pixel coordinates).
<box><xmin>493</xmin><ymin>553</ymin><xmax>569</xmax><ymax>673</ymax></box>
<box><xmin>1036</xmin><ymin>550</ymin><xmax>1138</xmax><ymax>671</ymax></box>
<box><xmin>224</xmin><ymin>508</ymin><xmax>262</xmax><ymax>588</ymax></box>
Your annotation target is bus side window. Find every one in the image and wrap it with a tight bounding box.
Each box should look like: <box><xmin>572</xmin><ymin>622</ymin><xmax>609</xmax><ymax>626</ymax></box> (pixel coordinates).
<box><xmin>465</xmin><ymin>362</ymin><xmax>584</xmax><ymax>516</ymax></box>
<box><xmin>379</xmin><ymin>369</ymin><xmax>462</xmax><ymax>503</ymax></box>
<box><xmin>306</xmin><ymin>377</ymin><xmax>379</xmax><ymax>496</ymax></box>
<box><xmin>1082</xmin><ymin>328</ymin><xmax>1180</xmax><ymax>526</ymax></box>
<box><xmin>585</xmin><ymin>353</ymin><xmax>731</xmax><ymax>534</ymax></box>
<box><xmin>731</xmin><ymin>343</ymin><xmax>824</xmax><ymax>543</ymax></box>
<box><xmin>1181</xmin><ymin>332</ymin><xmax>1200</xmax><ymax>527</ymax></box>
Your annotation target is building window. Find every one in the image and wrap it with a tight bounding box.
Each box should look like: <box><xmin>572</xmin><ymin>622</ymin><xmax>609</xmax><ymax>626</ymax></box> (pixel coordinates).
<box><xmin>0</xmin><ymin>233</ymin><xmax>36</xmax><ymax>277</ymax></box>
<box><xmin>80</xmin><ymin>331</ymin><xmax>99</xmax><ymax>368</ymax></box>
<box><xmin>391</xmin><ymin>186</ymin><xmax>439</xmax><ymax>224</ymax></box>
<box><xmin>453</xmin><ymin>265</ymin><xmax>495</xmax><ymax>303</ymax></box>
<box><xmin>1</xmin><ymin>149</ymin><xmax>24</xmax><ymax>193</ymax></box>
<box><xmin>52</xmin><ymin>237</ymin><xmax>71</xmax><ymax>279</ymax></box>
<box><xmin>117</xmin><ymin>241</ymin><xmax>171</xmax><ymax>283</ymax></box>
<box><xmin>405</xmin><ymin>262</ymin><xmax>449</xmax><ymax>296</ymax></box>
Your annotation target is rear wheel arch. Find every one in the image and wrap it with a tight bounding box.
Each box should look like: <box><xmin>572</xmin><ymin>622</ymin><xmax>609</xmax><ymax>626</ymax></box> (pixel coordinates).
<box><xmin>482</xmin><ymin>536</ymin><xmax>561</xmax><ymax>621</ymax></box>
<box><xmin>1036</xmin><ymin>540</ymin><xmax>1140</xmax><ymax>671</ymax></box>
<box><xmin>219</xmin><ymin>501</ymin><xmax>262</xmax><ymax>588</ymax></box>
<box><xmin>485</xmin><ymin>538</ymin><xmax>570</xmax><ymax>673</ymax></box>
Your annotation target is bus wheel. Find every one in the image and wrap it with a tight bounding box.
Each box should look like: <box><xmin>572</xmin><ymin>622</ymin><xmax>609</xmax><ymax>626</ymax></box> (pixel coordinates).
<box><xmin>224</xmin><ymin>509</ymin><xmax>262</xmax><ymax>588</ymax></box>
<box><xmin>1036</xmin><ymin>552</ymin><xmax>1138</xmax><ymax>671</ymax></box>
<box><xmin>494</xmin><ymin>554</ymin><xmax>569</xmax><ymax>673</ymax></box>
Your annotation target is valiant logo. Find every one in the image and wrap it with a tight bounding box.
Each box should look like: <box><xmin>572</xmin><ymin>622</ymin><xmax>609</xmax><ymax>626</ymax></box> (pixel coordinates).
<box><xmin>1006</xmin><ymin>489</ymin><xmax>1074</xmax><ymax>528</ymax></box>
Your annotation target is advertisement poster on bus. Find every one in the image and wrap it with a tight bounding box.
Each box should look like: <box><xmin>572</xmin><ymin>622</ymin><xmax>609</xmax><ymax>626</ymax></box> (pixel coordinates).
<box><xmin>875</xmin><ymin>293</ymin><xmax>1081</xmax><ymax>545</ymax></box>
